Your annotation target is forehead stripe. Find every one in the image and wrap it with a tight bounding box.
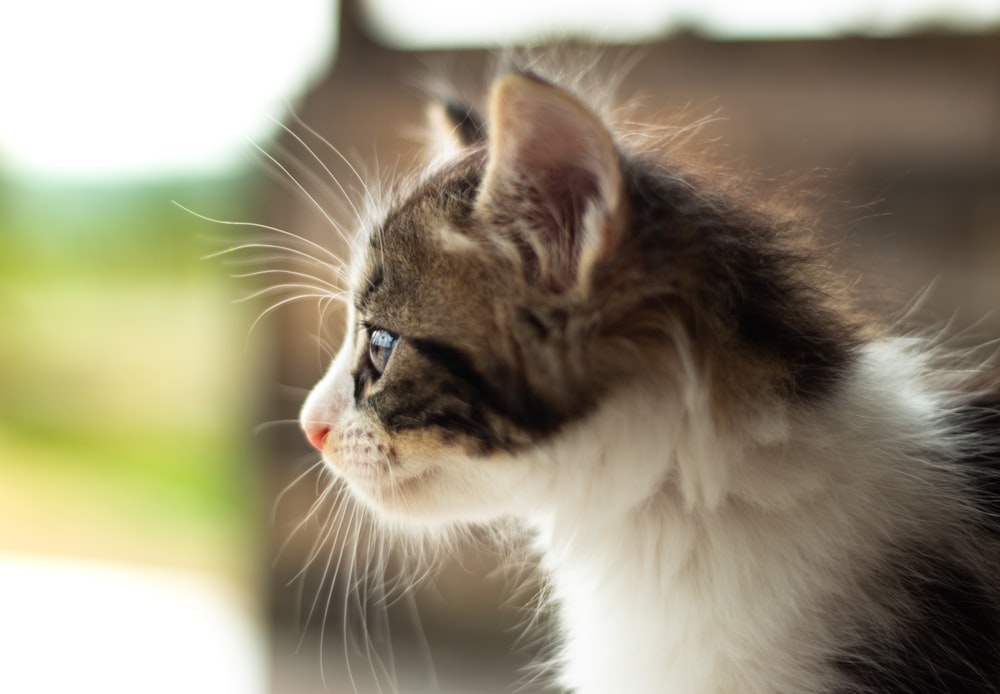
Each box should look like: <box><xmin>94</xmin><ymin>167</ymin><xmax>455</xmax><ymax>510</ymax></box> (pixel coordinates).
<box><xmin>357</xmin><ymin>264</ymin><xmax>384</xmax><ymax>311</ymax></box>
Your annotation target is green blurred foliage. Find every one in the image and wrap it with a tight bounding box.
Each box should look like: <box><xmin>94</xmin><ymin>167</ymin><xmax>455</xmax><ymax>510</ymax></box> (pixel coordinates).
<box><xmin>0</xmin><ymin>174</ymin><xmax>265</xmax><ymax>585</ymax></box>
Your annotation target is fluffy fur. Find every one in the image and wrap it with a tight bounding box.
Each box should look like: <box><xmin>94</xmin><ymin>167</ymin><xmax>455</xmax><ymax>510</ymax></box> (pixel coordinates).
<box><xmin>298</xmin><ymin>68</ymin><xmax>1000</xmax><ymax>693</ymax></box>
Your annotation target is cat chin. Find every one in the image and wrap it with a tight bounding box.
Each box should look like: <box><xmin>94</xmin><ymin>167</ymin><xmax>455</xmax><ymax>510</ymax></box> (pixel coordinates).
<box><xmin>336</xmin><ymin>463</ymin><xmax>443</xmax><ymax>518</ymax></box>
<box><xmin>329</xmin><ymin>449</ymin><xmax>525</xmax><ymax>525</ymax></box>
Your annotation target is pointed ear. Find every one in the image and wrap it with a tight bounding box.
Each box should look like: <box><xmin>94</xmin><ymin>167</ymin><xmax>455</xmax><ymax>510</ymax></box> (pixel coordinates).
<box><xmin>478</xmin><ymin>72</ymin><xmax>624</xmax><ymax>290</ymax></box>
<box><xmin>426</xmin><ymin>98</ymin><xmax>486</xmax><ymax>156</ymax></box>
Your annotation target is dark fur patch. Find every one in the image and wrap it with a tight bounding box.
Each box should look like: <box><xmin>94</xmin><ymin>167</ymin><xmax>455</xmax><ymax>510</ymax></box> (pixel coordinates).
<box><xmin>353</xmin><ymin>366</ymin><xmax>372</xmax><ymax>403</ymax></box>
<box><xmin>368</xmin><ymin>372</ymin><xmax>507</xmax><ymax>455</ymax></box>
<box><xmin>402</xmin><ymin>337</ymin><xmax>576</xmax><ymax>449</ymax></box>
<box><xmin>725</xmin><ymin>242</ymin><xmax>858</xmax><ymax>401</ymax></box>
<box><xmin>517</xmin><ymin>308</ymin><xmax>551</xmax><ymax>339</ymax></box>
<box><xmin>409</xmin><ymin>339</ymin><xmax>506</xmax><ymax>415</ymax></box>
<box><xmin>618</xmin><ymin>160</ymin><xmax>860</xmax><ymax>403</ymax></box>
<box><xmin>833</xmin><ymin>551</ymin><xmax>1000</xmax><ymax>693</ymax></box>
<box><xmin>953</xmin><ymin>386</ymin><xmax>1000</xmax><ymax>534</ymax></box>
<box><xmin>442</xmin><ymin>99</ymin><xmax>485</xmax><ymax>147</ymax></box>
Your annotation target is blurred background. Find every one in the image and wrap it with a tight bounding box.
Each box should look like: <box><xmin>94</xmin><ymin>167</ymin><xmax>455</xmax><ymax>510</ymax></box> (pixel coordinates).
<box><xmin>1</xmin><ymin>1</ymin><xmax>997</xmax><ymax>693</ymax></box>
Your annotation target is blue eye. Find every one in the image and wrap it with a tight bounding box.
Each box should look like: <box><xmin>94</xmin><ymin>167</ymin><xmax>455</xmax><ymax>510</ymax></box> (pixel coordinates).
<box><xmin>369</xmin><ymin>329</ymin><xmax>398</xmax><ymax>375</ymax></box>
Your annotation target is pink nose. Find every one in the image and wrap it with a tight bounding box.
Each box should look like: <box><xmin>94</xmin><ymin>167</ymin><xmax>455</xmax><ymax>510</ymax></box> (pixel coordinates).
<box><xmin>303</xmin><ymin>422</ymin><xmax>330</xmax><ymax>452</ymax></box>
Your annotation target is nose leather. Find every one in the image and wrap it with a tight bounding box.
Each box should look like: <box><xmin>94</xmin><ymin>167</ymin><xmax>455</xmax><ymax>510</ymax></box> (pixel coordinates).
<box><xmin>303</xmin><ymin>422</ymin><xmax>330</xmax><ymax>452</ymax></box>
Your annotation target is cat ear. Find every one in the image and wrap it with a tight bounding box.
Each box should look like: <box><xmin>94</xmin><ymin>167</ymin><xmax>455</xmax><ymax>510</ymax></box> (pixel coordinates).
<box><xmin>478</xmin><ymin>72</ymin><xmax>624</xmax><ymax>290</ymax></box>
<box><xmin>426</xmin><ymin>98</ymin><xmax>486</xmax><ymax>155</ymax></box>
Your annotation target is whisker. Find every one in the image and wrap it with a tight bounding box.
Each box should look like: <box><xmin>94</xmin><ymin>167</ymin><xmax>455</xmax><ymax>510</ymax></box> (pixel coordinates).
<box><xmin>272</xmin><ymin>459</ymin><xmax>329</xmax><ymax>544</ymax></box>
<box><xmin>231</xmin><ymin>267</ymin><xmax>344</xmax><ymax>292</ymax></box>
<box><xmin>245</xmin><ymin>138</ymin><xmax>354</xmax><ymax>250</ymax></box>
<box><xmin>284</xmin><ymin>109</ymin><xmax>379</xmax><ymax>213</ymax></box>
<box><xmin>269</xmin><ymin>117</ymin><xmax>368</xmax><ymax>227</ymax></box>
<box><xmin>405</xmin><ymin>589</ymin><xmax>439</xmax><ymax>692</ymax></box>
<box><xmin>302</xmin><ymin>491</ymin><xmax>352</xmax><ymax>637</ymax></box>
<box><xmin>360</xmin><ymin>525</ymin><xmax>394</xmax><ymax>694</ymax></box>
<box><xmin>211</xmin><ymin>241</ymin><xmax>349</xmax><ymax>282</ymax></box>
<box><xmin>176</xmin><ymin>202</ymin><xmax>349</xmax><ymax>270</ymax></box>
<box><xmin>253</xmin><ymin>418</ymin><xmax>304</xmax><ymax>434</ymax></box>
<box><xmin>337</xmin><ymin>503</ymin><xmax>364</xmax><ymax>692</ymax></box>
<box><xmin>246</xmin><ymin>292</ymin><xmax>344</xmax><ymax>347</ymax></box>
<box><xmin>262</xmin><ymin>138</ymin><xmax>355</xmax><ymax>226</ymax></box>
<box><xmin>236</xmin><ymin>283</ymin><xmax>348</xmax><ymax>305</ymax></box>
<box><xmin>289</xmin><ymin>482</ymin><xmax>351</xmax><ymax>585</ymax></box>
<box><xmin>375</xmin><ymin>529</ymin><xmax>400</xmax><ymax>694</ymax></box>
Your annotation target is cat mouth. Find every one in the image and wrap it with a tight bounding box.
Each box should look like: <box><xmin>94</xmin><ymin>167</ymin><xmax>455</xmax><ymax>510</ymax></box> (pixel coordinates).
<box><xmin>322</xmin><ymin>431</ymin><xmax>398</xmax><ymax>474</ymax></box>
<box><xmin>325</xmin><ymin>451</ymin><xmax>439</xmax><ymax>502</ymax></box>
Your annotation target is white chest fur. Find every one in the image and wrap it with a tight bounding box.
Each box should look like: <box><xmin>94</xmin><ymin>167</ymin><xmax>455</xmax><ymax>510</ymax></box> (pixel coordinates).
<box><xmin>527</xmin><ymin>340</ymin><xmax>955</xmax><ymax>694</ymax></box>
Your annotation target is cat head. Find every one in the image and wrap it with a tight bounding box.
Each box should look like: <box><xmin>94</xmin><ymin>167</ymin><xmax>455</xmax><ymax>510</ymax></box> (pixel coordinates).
<box><xmin>300</xmin><ymin>72</ymin><xmax>857</xmax><ymax>523</ymax></box>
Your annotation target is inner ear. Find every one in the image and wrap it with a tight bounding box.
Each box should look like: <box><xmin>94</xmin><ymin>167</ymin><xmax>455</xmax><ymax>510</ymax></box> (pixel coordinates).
<box><xmin>427</xmin><ymin>97</ymin><xmax>486</xmax><ymax>154</ymax></box>
<box><xmin>477</xmin><ymin>72</ymin><xmax>624</xmax><ymax>289</ymax></box>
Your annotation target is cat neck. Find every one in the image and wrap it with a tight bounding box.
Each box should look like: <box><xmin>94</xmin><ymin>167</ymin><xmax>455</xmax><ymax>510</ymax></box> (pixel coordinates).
<box><xmin>525</xmin><ymin>337</ymin><xmax>960</xmax><ymax>693</ymax></box>
<box><xmin>528</xmin><ymin>337</ymin><xmax>953</xmax><ymax>529</ymax></box>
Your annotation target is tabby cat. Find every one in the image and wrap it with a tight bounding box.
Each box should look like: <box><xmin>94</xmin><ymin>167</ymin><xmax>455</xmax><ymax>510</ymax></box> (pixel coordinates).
<box><xmin>299</xmin><ymin>69</ymin><xmax>1000</xmax><ymax>693</ymax></box>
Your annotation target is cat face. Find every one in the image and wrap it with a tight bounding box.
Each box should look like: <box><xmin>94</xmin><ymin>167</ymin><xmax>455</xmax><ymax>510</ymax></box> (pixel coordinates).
<box><xmin>300</xmin><ymin>71</ymin><xmax>858</xmax><ymax>520</ymax></box>
<box><xmin>300</xmin><ymin>73</ymin><xmax>634</xmax><ymax>521</ymax></box>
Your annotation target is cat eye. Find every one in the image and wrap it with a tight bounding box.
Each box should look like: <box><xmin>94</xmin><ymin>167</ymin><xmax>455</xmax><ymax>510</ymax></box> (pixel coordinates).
<box><xmin>368</xmin><ymin>328</ymin><xmax>398</xmax><ymax>375</ymax></box>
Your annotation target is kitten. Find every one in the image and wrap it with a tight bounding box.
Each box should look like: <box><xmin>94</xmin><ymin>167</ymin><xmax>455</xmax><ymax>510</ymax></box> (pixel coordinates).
<box><xmin>299</xmin><ymin>69</ymin><xmax>1000</xmax><ymax>693</ymax></box>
